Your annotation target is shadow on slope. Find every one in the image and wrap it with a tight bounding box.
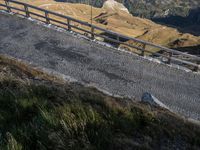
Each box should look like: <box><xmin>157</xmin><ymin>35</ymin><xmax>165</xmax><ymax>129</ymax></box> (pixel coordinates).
<box><xmin>152</xmin><ymin>7</ymin><xmax>200</xmax><ymax>36</ymax></box>
<box><xmin>174</xmin><ymin>45</ymin><xmax>200</xmax><ymax>56</ymax></box>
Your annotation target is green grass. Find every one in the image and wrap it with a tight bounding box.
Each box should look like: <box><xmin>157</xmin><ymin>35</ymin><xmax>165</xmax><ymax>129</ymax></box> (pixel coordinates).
<box><xmin>0</xmin><ymin>57</ymin><xmax>200</xmax><ymax>150</ymax></box>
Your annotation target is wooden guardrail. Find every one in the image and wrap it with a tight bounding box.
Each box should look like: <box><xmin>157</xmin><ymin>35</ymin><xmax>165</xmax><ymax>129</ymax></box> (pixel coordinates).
<box><xmin>0</xmin><ymin>0</ymin><xmax>200</xmax><ymax>71</ymax></box>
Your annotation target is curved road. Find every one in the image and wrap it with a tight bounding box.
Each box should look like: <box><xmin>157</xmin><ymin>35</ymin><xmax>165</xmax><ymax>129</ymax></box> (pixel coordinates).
<box><xmin>0</xmin><ymin>12</ymin><xmax>200</xmax><ymax>120</ymax></box>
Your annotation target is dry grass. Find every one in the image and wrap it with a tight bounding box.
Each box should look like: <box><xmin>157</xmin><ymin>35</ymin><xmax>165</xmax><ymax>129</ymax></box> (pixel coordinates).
<box><xmin>0</xmin><ymin>55</ymin><xmax>64</xmax><ymax>84</ymax></box>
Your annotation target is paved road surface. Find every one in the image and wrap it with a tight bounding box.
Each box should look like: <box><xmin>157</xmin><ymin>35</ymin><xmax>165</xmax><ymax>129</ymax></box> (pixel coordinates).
<box><xmin>0</xmin><ymin>12</ymin><xmax>200</xmax><ymax>120</ymax></box>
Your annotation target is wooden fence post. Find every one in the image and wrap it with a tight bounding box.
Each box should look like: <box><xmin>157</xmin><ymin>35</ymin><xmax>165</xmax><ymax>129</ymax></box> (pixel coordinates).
<box><xmin>67</xmin><ymin>19</ymin><xmax>71</xmax><ymax>31</ymax></box>
<box><xmin>45</xmin><ymin>11</ymin><xmax>50</xmax><ymax>24</ymax></box>
<box><xmin>24</xmin><ymin>4</ymin><xmax>30</xmax><ymax>17</ymax></box>
<box><xmin>5</xmin><ymin>0</ymin><xmax>11</xmax><ymax>13</ymax></box>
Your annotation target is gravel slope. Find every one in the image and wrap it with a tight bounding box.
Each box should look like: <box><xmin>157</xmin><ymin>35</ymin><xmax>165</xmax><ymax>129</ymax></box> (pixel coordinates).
<box><xmin>0</xmin><ymin>12</ymin><xmax>200</xmax><ymax>120</ymax></box>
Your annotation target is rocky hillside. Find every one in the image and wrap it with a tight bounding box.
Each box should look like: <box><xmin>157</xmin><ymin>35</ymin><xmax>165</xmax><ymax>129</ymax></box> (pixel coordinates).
<box><xmin>123</xmin><ymin>0</ymin><xmax>200</xmax><ymax>18</ymax></box>
<box><xmin>153</xmin><ymin>7</ymin><xmax>200</xmax><ymax>36</ymax></box>
<box><xmin>54</xmin><ymin>0</ymin><xmax>200</xmax><ymax>18</ymax></box>
<box><xmin>1</xmin><ymin>55</ymin><xmax>200</xmax><ymax>149</ymax></box>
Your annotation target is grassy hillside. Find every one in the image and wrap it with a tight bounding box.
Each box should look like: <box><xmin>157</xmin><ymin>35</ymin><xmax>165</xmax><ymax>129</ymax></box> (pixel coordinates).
<box><xmin>0</xmin><ymin>55</ymin><xmax>200</xmax><ymax>149</ymax></box>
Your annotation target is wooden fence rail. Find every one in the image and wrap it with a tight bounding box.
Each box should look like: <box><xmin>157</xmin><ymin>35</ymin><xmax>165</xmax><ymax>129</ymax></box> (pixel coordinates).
<box><xmin>0</xmin><ymin>0</ymin><xmax>200</xmax><ymax>71</ymax></box>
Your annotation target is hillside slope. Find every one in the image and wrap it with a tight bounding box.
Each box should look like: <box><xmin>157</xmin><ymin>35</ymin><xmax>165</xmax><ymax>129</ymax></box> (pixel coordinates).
<box><xmin>6</xmin><ymin>0</ymin><xmax>200</xmax><ymax>53</ymax></box>
<box><xmin>44</xmin><ymin>0</ymin><xmax>200</xmax><ymax>19</ymax></box>
<box><xmin>43</xmin><ymin>0</ymin><xmax>200</xmax><ymax>37</ymax></box>
<box><xmin>122</xmin><ymin>0</ymin><xmax>200</xmax><ymax>18</ymax></box>
<box><xmin>1</xmin><ymin>55</ymin><xmax>200</xmax><ymax>149</ymax></box>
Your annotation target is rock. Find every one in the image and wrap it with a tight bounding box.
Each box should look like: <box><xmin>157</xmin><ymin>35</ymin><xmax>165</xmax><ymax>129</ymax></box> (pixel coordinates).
<box><xmin>103</xmin><ymin>0</ymin><xmax>130</xmax><ymax>14</ymax></box>
<box><xmin>141</xmin><ymin>92</ymin><xmax>170</xmax><ymax>109</ymax></box>
<box><xmin>141</xmin><ymin>92</ymin><xmax>158</xmax><ymax>106</ymax></box>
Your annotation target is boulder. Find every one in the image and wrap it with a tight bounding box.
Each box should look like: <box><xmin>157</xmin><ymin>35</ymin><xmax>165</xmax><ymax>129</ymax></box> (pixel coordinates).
<box><xmin>141</xmin><ymin>92</ymin><xmax>158</xmax><ymax>107</ymax></box>
<box><xmin>103</xmin><ymin>0</ymin><xmax>129</xmax><ymax>14</ymax></box>
<box><xmin>141</xmin><ymin>92</ymin><xmax>169</xmax><ymax>110</ymax></box>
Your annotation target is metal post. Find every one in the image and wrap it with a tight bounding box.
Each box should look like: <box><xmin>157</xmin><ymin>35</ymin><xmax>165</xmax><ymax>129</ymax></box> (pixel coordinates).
<box><xmin>91</xmin><ymin>26</ymin><xmax>94</xmax><ymax>39</ymax></box>
<box><xmin>5</xmin><ymin>0</ymin><xmax>11</xmax><ymax>13</ymax></box>
<box><xmin>193</xmin><ymin>66</ymin><xmax>199</xmax><ymax>72</ymax></box>
<box><xmin>141</xmin><ymin>44</ymin><xmax>146</xmax><ymax>56</ymax></box>
<box><xmin>67</xmin><ymin>19</ymin><xmax>71</xmax><ymax>31</ymax></box>
<box><xmin>24</xmin><ymin>4</ymin><xmax>30</xmax><ymax>18</ymax></box>
<box><xmin>90</xmin><ymin>0</ymin><xmax>93</xmax><ymax>39</ymax></box>
<box><xmin>167</xmin><ymin>52</ymin><xmax>173</xmax><ymax>64</ymax></box>
<box><xmin>45</xmin><ymin>11</ymin><xmax>50</xmax><ymax>24</ymax></box>
<box><xmin>117</xmin><ymin>35</ymin><xmax>119</xmax><ymax>42</ymax></box>
<box><xmin>90</xmin><ymin>0</ymin><xmax>93</xmax><ymax>26</ymax></box>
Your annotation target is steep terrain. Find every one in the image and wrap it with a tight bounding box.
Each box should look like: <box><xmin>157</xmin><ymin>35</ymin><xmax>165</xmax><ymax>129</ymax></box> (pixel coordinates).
<box><xmin>1</xmin><ymin>55</ymin><xmax>200</xmax><ymax>149</ymax></box>
<box><xmin>153</xmin><ymin>7</ymin><xmax>200</xmax><ymax>36</ymax></box>
<box><xmin>3</xmin><ymin>0</ymin><xmax>200</xmax><ymax>53</ymax></box>
<box><xmin>50</xmin><ymin>0</ymin><xmax>200</xmax><ymax>19</ymax></box>
<box><xmin>122</xmin><ymin>0</ymin><xmax>200</xmax><ymax>18</ymax></box>
<box><xmin>52</xmin><ymin>0</ymin><xmax>200</xmax><ymax>36</ymax></box>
